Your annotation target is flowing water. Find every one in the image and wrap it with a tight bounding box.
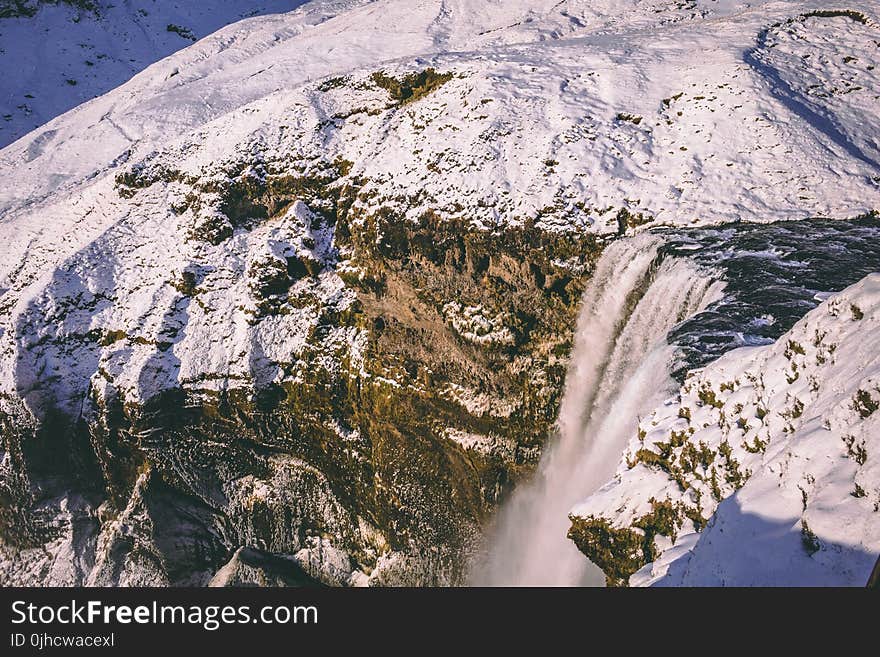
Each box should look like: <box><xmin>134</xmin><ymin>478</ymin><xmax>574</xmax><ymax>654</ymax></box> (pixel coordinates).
<box><xmin>475</xmin><ymin>215</ymin><xmax>880</xmax><ymax>586</ymax></box>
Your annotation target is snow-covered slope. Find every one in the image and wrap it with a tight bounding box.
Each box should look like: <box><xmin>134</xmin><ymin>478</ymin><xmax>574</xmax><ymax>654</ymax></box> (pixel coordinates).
<box><xmin>3</xmin><ymin>1</ymin><xmax>880</xmax><ymax>220</ymax></box>
<box><xmin>570</xmin><ymin>274</ymin><xmax>880</xmax><ymax>586</ymax></box>
<box><xmin>0</xmin><ymin>1</ymin><xmax>314</xmax><ymax>148</ymax></box>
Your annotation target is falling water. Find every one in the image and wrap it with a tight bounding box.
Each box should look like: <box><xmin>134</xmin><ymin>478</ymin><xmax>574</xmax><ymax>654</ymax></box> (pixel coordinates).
<box><xmin>474</xmin><ymin>233</ymin><xmax>724</xmax><ymax>586</ymax></box>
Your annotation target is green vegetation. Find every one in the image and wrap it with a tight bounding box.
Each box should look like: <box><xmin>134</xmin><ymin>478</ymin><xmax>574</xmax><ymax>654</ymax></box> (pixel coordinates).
<box><xmin>697</xmin><ymin>383</ymin><xmax>723</xmax><ymax>409</ymax></box>
<box><xmin>569</xmin><ymin>497</ymin><xmax>703</xmax><ymax>587</ymax></box>
<box><xmin>166</xmin><ymin>23</ymin><xmax>196</xmax><ymax>41</ymax></box>
<box><xmin>567</xmin><ymin>516</ymin><xmax>645</xmax><ymax>587</ymax></box>
<box><xmin>371</xmin><ymin>68</ymin><xmax>453</xmax><ymax>106</ymax></box>
<box><xmin>616</xmin><ymin>112</ymin><xmax>643</xmax><ymax>125</ymax></box>
<box><xmin>853</xmin><ymin>389</ymin><xmax>878</xmax><ymax>418</ymax></box>
<box><xmin>615</xmin><ymin>207</ymin><xmax>652</xmax><ymax>235</ymax></box>
<box><xmin>785</xmin><ymin>340</ymin><xmax>806</xmax><ymax>358</ymax></box>
<box><xmin>802</xmin><ymin>9</ymin><xmax>869</xmax><ymax>25</ymax></box>
<box><xmin>317</xmin><ymin>76</ymin><xmax>349</xmax><ymax>92</ymax></box>
<box><xmin>843</xmin><ymin>435</ymin><xmax>868</xmax><ymax>465</ymax></box>
<box><xmin>781</xmin><ymin>397</ymin><xmax>804</xmax><ymax>421</ymax></box>
<box><xmin>742</xmin><ymin>434</ymin><xmax>768</xmax><ymax>454</ymax></box>
<box><xmin>800</xmin><ymin>520</ymin><xmax>820</xmax><ymax>555</ymax></box>
<box><xmin>679</xmin><ymin>440</ymin><xmax>715</xmax><ymax>473</ymax></box>
<box><xmin>88</xmin><ymin>142</ymin><xmax>607</xmax><ymax>583</ymax></box>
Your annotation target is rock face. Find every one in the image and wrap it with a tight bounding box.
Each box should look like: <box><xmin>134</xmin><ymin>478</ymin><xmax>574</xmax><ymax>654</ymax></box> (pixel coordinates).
<box><xmin>0</xmin><ymin>72</ymin><xmax>600</xmax><ymax>582</ymax></box>
<box><xmin>570</xmin><ymin>275</ymin><xmax>880</xmax><ymax>587</ymax></box>
<box><xmin>869</xmin><ymin>557</ymin><xmax>880</xmax><ymax>588</ymax></box>
<box><xmin>0</xmin><ymin>207</ymin><xmax>597</xmax><ymax>585</ymax></box>
<box><xmin>208</xmin><ymin>547</ymin><xmax>321</xmax><ymax>587</ymax></box>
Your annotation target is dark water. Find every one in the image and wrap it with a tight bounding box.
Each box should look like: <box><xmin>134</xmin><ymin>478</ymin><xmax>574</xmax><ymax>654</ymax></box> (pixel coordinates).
<box><xmin>659</xmin><ymin>215</ymin><xmax>880</xmax><ymax>380</ymax></box>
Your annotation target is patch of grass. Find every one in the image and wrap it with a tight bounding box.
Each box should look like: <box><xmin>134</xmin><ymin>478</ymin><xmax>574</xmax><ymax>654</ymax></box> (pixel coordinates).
<box><xmin>568</xmin><ymin>497</ymin><xmax>702</xmax><ymax>587</ymax></box>
<box><xmin>567</xmin><ymin>516</ymin><xmax>644</xmax><ymax>587</ymax></box>
<box><xmin>167</xmin><ymin>23</ymin><xmax>196</xmax><ymax>42</ymax></box>
<box><xmin>802</xmin><ymin>9</ymin><xmax>868</xmax><ymax>25</ymax></box>
<box><xmin>785</xmin><ymin>340</ymin><xmax>806</xmax><ymax>358</ymax></box>
<box><xmin>678</xmin><ymin>440</ymin><xmax>715</xmax><ymax>473</ymax></box>
<box><xmin>853</xmin><ymin>389</ymin><xmax>878</xmax><ymax>418</ymax></box>
<box><xmin>843</xmin><ymin>435</ymin><xmax>868</xmax><ymax>465</ymax></box>
<box><xmin>317</xmin><ymin>76</ymin><xmax>349</xmax><ymax>92</ymax></box>
<box><xmin>616</xmin><ymin>112</ymin><xmax>643</xmax><ymax>125</ymax></box>
<box><xmin>800</xmin><ymin>520</ymin><xmax>820</xmax><ymax>555</ymax></box>
<box><xmin>709</xmin><ymin>467</ymin><xmax>722</xmax><ymax>501</ymax></box>
<box><xmin>743</xmin><ymin>434</ymin><xmax>768</xmax><ymax>454</ymax></box>
<box><xmin>615</xmin><ymin>207</ymin><xmax>651</xmax><ymax>234</ymax></box>
<box><xmin>99</xmin><ymin>329</ymin><xmax>128</xmax><ymax>347</ymax></box>
<box><xmin>697</xmin><ymin>383</ymin><xmax>723</xmax><ymax>409</ymax></box>
<box><xmin>371</xmin><ymin>68</ymin><xmax>453</xmax><ymax>106</ymax></box>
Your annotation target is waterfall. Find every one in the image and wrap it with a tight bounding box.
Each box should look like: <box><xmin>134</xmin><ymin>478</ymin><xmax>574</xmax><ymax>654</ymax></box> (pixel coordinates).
<box><xmin>474</xmin><ymin>233</ymin><xmax>725</xmax><ymax>586</ymax></box>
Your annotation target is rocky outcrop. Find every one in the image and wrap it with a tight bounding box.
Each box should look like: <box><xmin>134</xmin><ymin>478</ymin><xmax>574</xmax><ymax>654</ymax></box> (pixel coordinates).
<box><xmin>208</xmin><ymin>547</ymin><xmax>321</xmax><ymax>587</ymax></box>
<box><xmin>869</xmin><ymin>557</ymin><xmax>880</xmax><ymax>587</ymax></box>
<box><xmin>0</xmin><ymin>83</ymin><xmax>602</xmax><ymax>583</ymax></box>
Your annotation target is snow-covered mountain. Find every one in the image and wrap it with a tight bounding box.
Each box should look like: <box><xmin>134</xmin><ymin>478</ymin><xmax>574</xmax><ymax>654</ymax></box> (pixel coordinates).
<box><xmin>0</xmin><ymin>0</ymin><xmax>312</xmax><ymax>148</ymax></box>
<box><xmin>0</xmin><ymin>0</ymin><xmax>878</xmax><ymax>586</ymax></box>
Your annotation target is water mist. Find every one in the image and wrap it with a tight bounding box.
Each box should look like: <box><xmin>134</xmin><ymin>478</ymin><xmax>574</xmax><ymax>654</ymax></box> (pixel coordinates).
<box><xmin>475</xmin><ymin>234</ymin><xmax>724</xmax><ymax>586</ymax></box>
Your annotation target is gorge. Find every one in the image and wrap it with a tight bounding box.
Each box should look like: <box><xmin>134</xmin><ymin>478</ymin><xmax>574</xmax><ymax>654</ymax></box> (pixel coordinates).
<box><xmin>1</xmin><ymin>0</ymin><xmax>879</xmax><ymax>587</ymax></box>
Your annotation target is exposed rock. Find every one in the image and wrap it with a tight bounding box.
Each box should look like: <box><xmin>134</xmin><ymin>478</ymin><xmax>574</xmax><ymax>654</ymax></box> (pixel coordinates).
<box><xmin>0</xmin><ymin>142</ymin><xmax>600</xmax><ymax>584</ymax></box>
<box><xmin>208</xmin><ymin>547</ymin><xmax>321</xmax><ymax>587</ymax></box>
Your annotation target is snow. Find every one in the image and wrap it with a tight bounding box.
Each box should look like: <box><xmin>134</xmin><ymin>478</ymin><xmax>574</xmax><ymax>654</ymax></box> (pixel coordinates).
<box><xmin>571</xmin><ymin>274</ymin><xmax>880</xmax><ymax>586</ymax></box>
<box><xmin>0</xmin><ymin>1</ymin><xmax>314</xmax><ymax>148</ymax></box>
<box><xmin>3</xmin><ymin>1</ymin><xmax>879</xmax><ymax>219</ymax></box>
<box><xmin>441</xmin><ymin>382</ymin><xmax>518</xmax><ymax>419</ymax></box>
<box><xmin>4</xmin><ymin>2</ymin><xmax>880</xmax><ymax>418</ymax></box>
<box><xmin>479</xmin><ymin>235</ymin><xmax>723</xmax><ymax>585</ymax></box>
<box><xmin>442</xmin><ymin>301</ymin><xmax>516</xmax><ymax>346</ymax></box>
<box><xmin>444</xmin><ymin>427</ymin><xmax>517</xmax><ymax>461</ymax></box>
